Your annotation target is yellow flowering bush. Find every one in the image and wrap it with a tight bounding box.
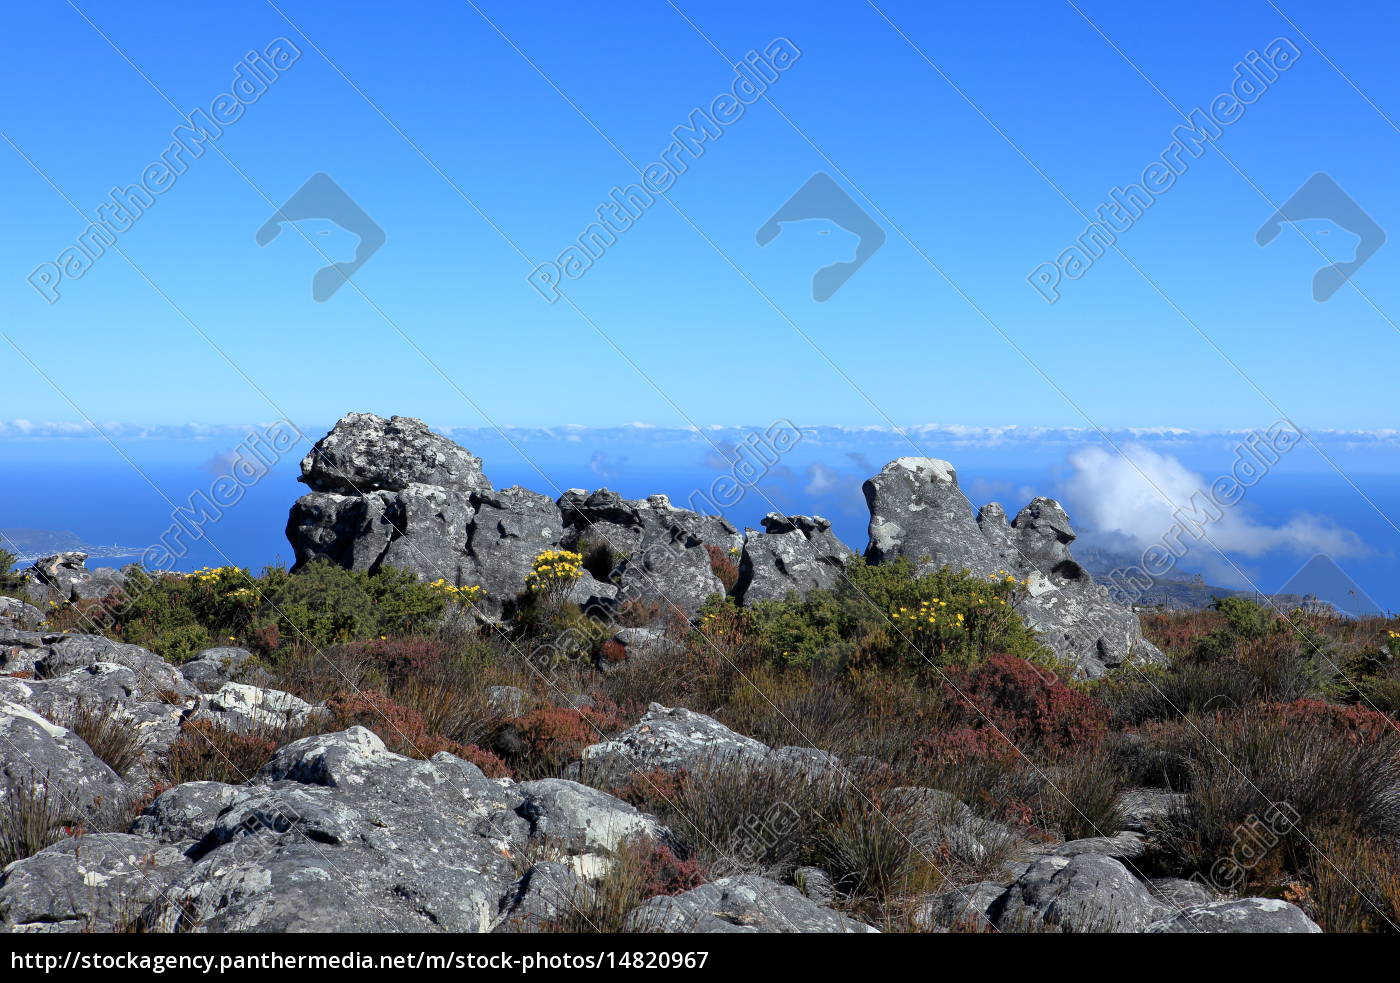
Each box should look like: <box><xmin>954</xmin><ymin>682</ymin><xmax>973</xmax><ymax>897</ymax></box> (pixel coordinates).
<box><xmin>522</xmin><ymin>549</ymin><xmax>584</xmax><ymax>613</ymax></box>
<box><xmin>746</xmin><ymin>557</ymin><xmax>1051</xmax><ymax>673</ymax></box>
<box><xmin>429</xmin><ymin>579</ymin><xmax>483</xmax><ymax>607</ymax></box>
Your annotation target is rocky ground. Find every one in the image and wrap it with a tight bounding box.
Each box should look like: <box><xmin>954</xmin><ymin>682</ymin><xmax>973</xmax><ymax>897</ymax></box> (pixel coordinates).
<box><xmin>0</xmin><ymin>626</ymin><xmax>1320</xmax><ymax>933</ymax></box>
<box><xmin>0</xmin><ymin>414</ymin><xmax>1383</xmax><ymax>933</ymax></box>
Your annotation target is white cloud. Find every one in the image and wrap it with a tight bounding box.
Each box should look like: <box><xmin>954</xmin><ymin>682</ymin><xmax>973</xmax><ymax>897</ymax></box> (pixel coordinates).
<box><xmin>1060</xmin><ymin>443</ymin><xmax>1367</xmax><ymax>561</ymax></box>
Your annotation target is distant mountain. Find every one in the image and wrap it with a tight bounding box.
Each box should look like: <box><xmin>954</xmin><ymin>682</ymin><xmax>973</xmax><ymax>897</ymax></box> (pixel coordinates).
<box><xmin>0</xmin><ymin>528</ymin><xmax>143</xmax><ymax>563</ymax></box>
<box><xmin>1075</xmin><ymin>545</ymin><xmax>1350</xmax><ymax>616</ymax></box>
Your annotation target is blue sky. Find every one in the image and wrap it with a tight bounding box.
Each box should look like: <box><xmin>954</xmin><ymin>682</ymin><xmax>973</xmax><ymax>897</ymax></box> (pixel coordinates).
<box><xmin>4</xmin><ymin>0</ymin><xmax>1398</xmax><ymax>434</ymax></box>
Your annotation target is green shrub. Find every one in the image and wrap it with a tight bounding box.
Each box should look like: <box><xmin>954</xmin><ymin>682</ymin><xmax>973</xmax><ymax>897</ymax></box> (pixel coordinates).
<box><xmin>740</xmin><ymin>556</ymin><xmax>1053</xmax><ymax>674</ymax></box>
<box><xmin>0</xmin><ymin>547</ymin><xmax>24</xmax><ymax>594</ymax></box>
<box><xmin>107</xmin><ymin>561</ymin><xmax>447</xmax><ymax>661</ymax></box>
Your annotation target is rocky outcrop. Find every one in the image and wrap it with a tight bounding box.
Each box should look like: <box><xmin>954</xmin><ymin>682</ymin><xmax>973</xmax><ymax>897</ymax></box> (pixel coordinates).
<box><xmin>0</xmin><ymin>701</ymin><xmax>128</xmax><ymax>826</ymax></box>
<box><xmin>0</xmin><ymin>596</ymin><xmax>43</xmax><ymax>630</ymax></box>
<box><xmin>559</xmin><ymin>489</ymin><xmax>738</xmax><ymax>617</ymax></box>
<box><xmin>624</xmin><ymin>875</ymin><xmax>877</xmax><ymax>933</ymax></box>
<box><xmin>1146</xmin><ymin>897</ymin><xmax>1322</xmax><ymax>933</ymax></box>
<box><xmin>144</xmin><ymin>727</ymin><xmax>529</xmax><ymax>933</ymax></box>
<box><xmin>734</xmin><ymin>514</ymin><xmax>853</xmax><ymax>604</ymax></box>
<box><xmin>863</xmin><ymin>457</ymin><xmax>1163</xmax><ymax>676</ymax></box>
<box><xmin>20</xmin><ymin>553</ymin><xmax>127</xmax><ymax>606</ymax></box>
<box><xmin>990</xmin><ymin>854</ymin><xmax>1168</xmax><ymax>932</ymax></box>
<box><xmin>287</xmin><ymin>415</ymin><xmax>740</xmax><ymax>618</ymax></box>
<box><xmin>0</xmin><ymin>833</ymin><xmax>191</xmax><ymax>933</ymax></box>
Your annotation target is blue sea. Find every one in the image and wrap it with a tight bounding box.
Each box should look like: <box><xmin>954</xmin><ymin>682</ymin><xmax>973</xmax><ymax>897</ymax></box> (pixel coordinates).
<box><xmin>3</xmin><ymin>428</ymin><xmax>1397</xmax><ymax>614</ymax></box>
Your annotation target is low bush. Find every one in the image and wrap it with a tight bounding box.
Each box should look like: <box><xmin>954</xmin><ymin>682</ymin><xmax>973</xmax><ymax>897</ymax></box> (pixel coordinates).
<box><xmin>0</xmin><ymin>780</ymin><xmax>68</xmax><ymax>868</ymax></box>
<box><xmin>743</xmin><ymin>557</ymin><xmax>1052</xmax><ymax>674</ymax></box>
<box><xmin>106</xmin><ymin>561</ymin><xmax>447</xmax><ymax>662</ymax></box>
<box><xmin>166</xmin><ymin>719</ymin><xmax>283</xmax><ymax>785</ymax></box>
<box><xmin>537</xmin><ymin>836</ymin><xmax>707</xmax><ymax>933</ymax></box>
<box><xmin>57</xmin><ymin>701</ymin><xmax>144</xmax><ymax>777</ymax></box>
<box><xmin>1144</xmin><ymin>703</ymin><xmax>1400</xmax><ymax>892</ymax></box>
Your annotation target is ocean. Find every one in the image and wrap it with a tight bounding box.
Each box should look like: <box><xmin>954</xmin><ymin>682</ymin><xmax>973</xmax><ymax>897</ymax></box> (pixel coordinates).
<box><xmin>3</xmin><ymin>429</ymin><xmax>1397</xmax><ymax>614</ymax></box>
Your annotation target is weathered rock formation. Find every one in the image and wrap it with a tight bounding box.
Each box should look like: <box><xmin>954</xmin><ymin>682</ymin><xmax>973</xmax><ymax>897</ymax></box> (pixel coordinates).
<box><xmin>863</xmin><ymin>457</ymin><xmax>1163</xmax><ymax>676</ymax></box>
<box><xmin>281</xmin><ymin>416</ymin><xmax>1162</xmax><ymax>675</ymax></box>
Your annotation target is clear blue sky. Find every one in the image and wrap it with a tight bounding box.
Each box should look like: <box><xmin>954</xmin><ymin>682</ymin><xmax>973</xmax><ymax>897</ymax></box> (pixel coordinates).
<box><xmin>3</xmin><ymin>0</ymin><xmax>1397</xmax><ymax>434</ymax></box>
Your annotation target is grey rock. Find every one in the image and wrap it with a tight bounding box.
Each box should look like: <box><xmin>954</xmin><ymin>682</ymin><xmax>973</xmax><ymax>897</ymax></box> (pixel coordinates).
<box><xmin>912</xmin><ymin>880</ymin><xmax>1005</xmax><ymax>932</ymax></box>
<box><xmin>35</xmin><ymin>634</ymin><xmax>196</xmax><ymax>701</ymax></box>
<box><xmin>991</xmin><ymin>854</ymin><xmax>1168</xmax><ymax>933</ymax></box>
<box><xmin>181</xmin><ymin>647</ymin><xmax>260</xmax><ymax>689</ymax></box>
<box><xmin>298</xmin><ymin>412</ymin><xmax>491</xmax><ymax>495</ymax></box>
<box><xmin>190</xmin><ymin>682</ymin><xmax>324</xmax><ymax>734</ymax></box>
<box><xmin>0</xmin><ymin>833</ymin><xmax>190</xmax><ymax>933</ymax></box>
<box><xmin>130</xmin><ymin>782</ymin><xmax>244</xmax><ymax>845</ymax></box>
<box><xmin>485</xmin><ymin>685</ymin><xmax>530</xmax><ymax>719</ymax></box>
<box><xmin>560</xmin><ymin>489</ymin><xmax>737</xmax><ymax>617</ymax></box>
<box><xmin>0</xmin><ymin>701</ymin><xmax>128</xmax><ymax>826</ymax></box>
<box><xmin>0</xmin><ymin>596</ymin><xmax>44</xmax><ymax>630</ymax></box>
<box><xmin>145</xmin><ymin>728</ymin><xmax>531</xmax><ymax>933</ymax></box>
<box><xmin>576</xmin><ymin>704</ymin><xmax>770</xmax><ymax>784</ymax></box>
<box><xmin>861</xmin><ymin>457</ymin><xmax>1164</xmax><ymax>677</ymax></box>
<box><xmin>12</xmin><ymin>665</ymin><xmax>188</xmax><ymax>778</ymax></box>
<box><xmin>734</xmin><ymin>514</ymin><xmax>853</xmax><ymax>605</ymax></box>
<box><xmin>883</xmin><ymin>787</ymin><xmax>1020</xmax><ymax>867</ymax></box>
<box><xmin>1146</xmin><ymin>897</ymin><xmax>1322</xmax><ymax>934</ymax></box>
<box><xmin>611</xmin><ymin>626</ymin><xmax>685</xmax><ymax>662</ymax></box>
<box><xmin>792</xmin><ymin>867</ymin><xmax>835</xmax><ymax>905</ymax></box>
<box><xmin>514</xmin><ymin>778</ymin><xmax>664</xmax><ymax>857</ymax></box>
<box><xmin>624</xmin><ymin>875</ymin><xmax>877</xmax><ymax>933</ymax></box>
<box><xmin>462</xmin><ymin>486</ymin><xmax>565</xmax><ymax>610</ymax></box>
<box><xmin>1117</xmin><ymin>787</ymin><xmax>1186</xmax><ymax>833</ymax></box>
<box><xmin>1044</xmin><ymin>831</ymin><xmax>1148</xmax><ymax>864</ymax></box>
<box><xmin>23</xmin><ymin>553</ymin><xmax>127</xmax><ymax>605</ymax></box>
<box><xmin>497</xmin><ymin>861</ymin><xmax>591</xmax><ymax>932</ymax></box>
<box><xmin>1147</xmin><ymin>877</ymin><xmax>1219</xmax><ymax>908</ymax></box>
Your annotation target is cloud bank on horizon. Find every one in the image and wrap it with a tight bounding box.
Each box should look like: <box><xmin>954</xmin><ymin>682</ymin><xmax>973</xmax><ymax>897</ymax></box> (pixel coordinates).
<box><xmin>1060</xmin><ymin>442</ymin><xmax>1369</xmax><ymax>586</ymax></box>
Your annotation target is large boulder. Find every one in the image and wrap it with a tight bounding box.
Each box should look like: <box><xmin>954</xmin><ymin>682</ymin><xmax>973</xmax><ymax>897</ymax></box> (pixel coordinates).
<box><xmin>21</xmin><ymin>553</ymin><xmax>127</xmax><ymax>606</ymax></box>
<box><xmin>862</xmin><ymin>458</ymin><xmax>1163</xmax><ymax>677</ymax></box>
<box><xmin>145</xmin><ymin>727</ymin><xmax>531</xmax><ymax>932</ymax></box>
<box><xmin>0</xmin><ymin>701</ymin><xmax>128</xmax><ymax>825</ymax></box>
<box><xmin>734</xmin><ymin>514</ymin><xmax>853</xmax><ymax>604</ymax></box>
<box><xmin>990</xmin><ymin>853</ymin><xmax>1167</xmax><ymax>932</ymax></box>
<box><xmin>298</xmin><ymin>412</ymin><xmax>489</xmax><ymax>494</ymax></box>
<box><xmin>624</xmin><ymin>875</ymin><xmax>876</xmax><ymax>933</ymax></box>
<box><xmin>285</xmin><ymin>414</ymin><xmax>490</xmax><ymax>586</ymax></box>
<box><xmin>1146</xmin><ymin>897</ymin><xmax>1322</xmax><ymax>933</ymax></box>
<box><xmin>0</xmin><ymin>832</ymin><xmax>190</xmax><ymax>933</ymax></box>
<box><xmin>559</xmin><ymin>489</ymin><xmax>738</xmax><ymax>617</ymax></box>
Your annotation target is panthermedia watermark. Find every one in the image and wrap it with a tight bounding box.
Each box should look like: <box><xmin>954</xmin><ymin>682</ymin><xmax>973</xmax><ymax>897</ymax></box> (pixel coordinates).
<box><xmin>526</xmin><ymin>38</ymin><xmax>801</xmax><ymax>303</ymax></box>
<box><xmin>1028</xmin><ymin>37</ymin><xmax>1301</xmax><ymax>304</ymax></box>
<box><xmin>1257</xmin><ymin>172</ymin><xmax>1385</xmax><ymax>301</ymax></box>
<box><xmin>26</xmin><ymin>39</ymin><xmax>301</xmax><ymax>304</ymax></box>
<box><xmin>256</xmin><ymin>173</ymin><xmax>385</xmax><ymax>302</ymax></box>
<box><xmin>757</xmin><ymin>172</ymin><xmax>884</xmax><ymax>301</ymax></box>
